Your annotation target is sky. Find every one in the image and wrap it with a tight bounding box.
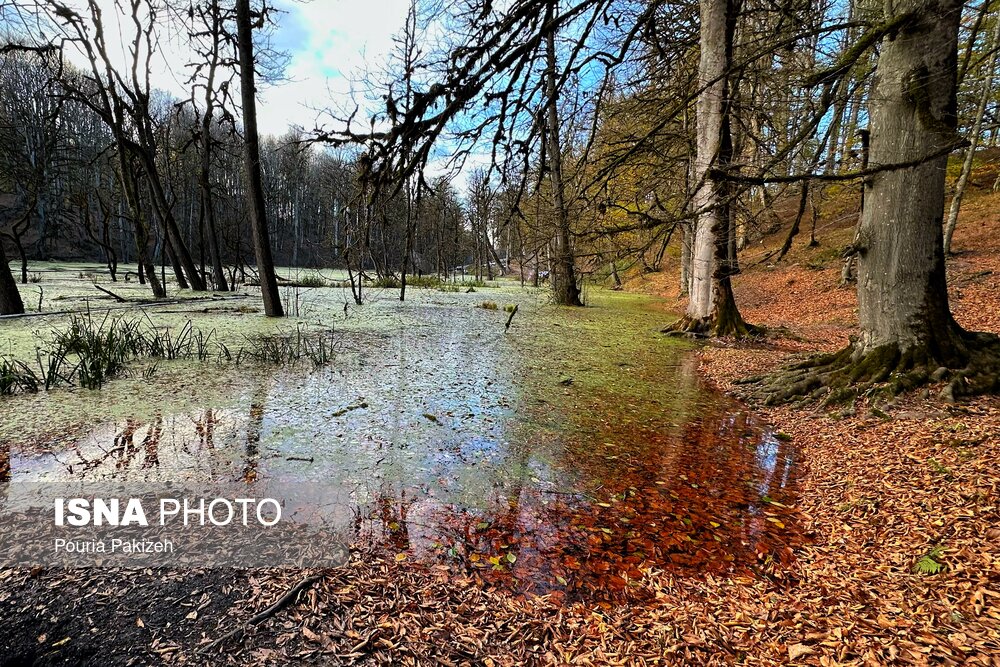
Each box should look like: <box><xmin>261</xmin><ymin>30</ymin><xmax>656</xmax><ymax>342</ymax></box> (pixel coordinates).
<box><xmin>256</xmin><ymin>0</ymin><xmax>411</xmax><ymax>136</ymax></box>
<box><xmin>0</xmin><ymin>0</ymin><xmax>489</xmax><ymax>186</ymax></box>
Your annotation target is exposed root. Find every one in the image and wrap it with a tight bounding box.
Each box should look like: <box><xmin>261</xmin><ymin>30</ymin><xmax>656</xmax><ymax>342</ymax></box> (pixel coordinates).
<box><xmin>752</xmin><ymin>332</ymin><xmax>1000</xmax><ymax>406</ymax></box>
<box><xmin>663</xmin><ymin>314</ymin><xmax>763</xmax><ymax>340</ymax></box>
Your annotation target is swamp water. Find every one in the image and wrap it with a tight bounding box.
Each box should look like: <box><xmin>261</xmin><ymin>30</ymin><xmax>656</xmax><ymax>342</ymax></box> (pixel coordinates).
<box><xmin>0</xmin><ymin>287</ymin><xmax>801</xmax><ymax>601</ymax></box>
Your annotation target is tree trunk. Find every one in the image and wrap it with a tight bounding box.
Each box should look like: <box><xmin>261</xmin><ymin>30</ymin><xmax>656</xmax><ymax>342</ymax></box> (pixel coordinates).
<box><xmin>943</xmin><ymin>9</ymin><xmax>1000</xmax><ymax>255</ymax></box>
<box><xmin>840</xmin><ymin>89</ymin><xmax>863</xmax><ymax>170</ymax></box>
<box><xmin>119</xmin><ymin>157</ymin><xmax>165</xmax><ymax>298</ymax></box>
<box><xmin>671</xmin><ymin>0</ymin><xmax>750</xmax><ymax>336</ymax></box>
<box><xmin>236</xmin><ymin>0</ymin><xmax>284</xmax><ymax>317</ymax></box>
<box><xmin>825</xmin><ymin>94</ymin><xmax>846</xmax><ymax>174</ymax></box>
<box><xmin>199</xmin><ymin>2</ymin><xmax>230</xmax><ymax>293</ymax></box>
<box><xmin>400</xmin><ymin>178</ymin><xmax>417</xmax><ymax>301</ymax></box>
<box><xmin>0</xmin><ymin>240</ymin><xmax>25</xmax><ymax>315</ymax></box>
<box><xmin>201</xmin><ymin>176</ymin><xmax>229</xmax><ymax>291</ymax></box>
<box><xmin>762</xmin><ymin>0</ymin><xmax>1000</xmax><ymax>405</ymax></box>
<box><xmin>144</xmin><ymin>168</ymin><xmax>206</xmax><ymax>291</ymax></box>
<box><xmin>14</xmin><ymin>234</ymin><xmax>27</xmax><ymax>285</ymax></box>
<box><xmin>679</xmin><ymin>221</ymin><xmax>692</xmax><ymax>296</ymax></box>
<box><xmin>162</xmin><ymin>221</ymin><xmax>190</xmax><ymax>289</ymax></box>
<box><xmin>856</xmin><ymin>0</ymin><xmax>964</xmax><ymax>358</ymax></box>
<box><xmin>544</xmin><ymin>3</ymin><xmax>583</xmax><ymax>307</ymax></box>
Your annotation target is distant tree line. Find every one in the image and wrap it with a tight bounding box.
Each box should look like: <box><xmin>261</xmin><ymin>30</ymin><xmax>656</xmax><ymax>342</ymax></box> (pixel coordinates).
<box><xmin>0</xmin><ymin>0</ymin><xmax>488</xmax><ymax>316</ymax></box>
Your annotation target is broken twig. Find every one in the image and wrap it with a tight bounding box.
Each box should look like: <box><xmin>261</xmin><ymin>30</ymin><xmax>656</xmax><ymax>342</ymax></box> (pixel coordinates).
<box><xmin>94</xmin><ymin>284</ymin><xmax>127</xmax><ymax>302</ymax></box>
<box><xmin>505</xmin><ymin>304</ymin><xmax>519</xmax><ymax>331</ymax></box>
<box><xmin>198</xmin><ymin>573</ymin><xmax>324</xmax><ymax>654</ymax></box>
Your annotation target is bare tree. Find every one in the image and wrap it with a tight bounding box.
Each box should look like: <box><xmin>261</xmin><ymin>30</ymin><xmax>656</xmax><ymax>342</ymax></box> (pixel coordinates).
<box><xmin>235</xmin><ymin>0</ymin><xmax>282</xmax><ymax>316</ymax></box>
<box><xmin>944</xmin><ymin>0</ymin><xmax>1000</xmax><ymax>255</ymax></box>
<box><xmin>543</xmin><ymin>0</ymin><xmax>583</xmax><ymax>306</ymax></box>
<box><xmin>186</xmin><ymin>0</ymin><xmax>231</xmax><ymax>291</ymax></box>
<box><xmin>667</xmin><ymin>0</ymin><xmax>750</xmax><ymax>336</ymax></box>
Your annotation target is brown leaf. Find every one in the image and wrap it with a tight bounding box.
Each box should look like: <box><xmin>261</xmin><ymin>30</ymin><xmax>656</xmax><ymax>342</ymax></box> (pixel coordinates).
<box><xmin>788</xmin><ymin>643</ymin><xmax>815</xmax><ymax>661</ymax></box>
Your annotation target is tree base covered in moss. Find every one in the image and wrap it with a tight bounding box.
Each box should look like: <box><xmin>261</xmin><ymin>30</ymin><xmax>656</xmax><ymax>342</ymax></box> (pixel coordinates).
<box><xmin>748</xmin><ymin>329</ymin><xmax>1000</xmax><ymax>406</ymax></box>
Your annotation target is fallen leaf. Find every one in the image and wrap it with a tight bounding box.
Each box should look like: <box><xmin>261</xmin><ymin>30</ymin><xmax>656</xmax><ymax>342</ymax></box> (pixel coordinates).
<box><xmin>788</xmin><ymin>643</ymin><xmax>815</xmax><ymax>661</ymax></box>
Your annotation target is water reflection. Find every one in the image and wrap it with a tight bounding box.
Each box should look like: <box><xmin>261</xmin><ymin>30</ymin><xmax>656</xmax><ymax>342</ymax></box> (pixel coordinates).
<box><xmin>1</xmin><ymin>301</ymin><xmax>803</xmax><ymax>602</ymax></box>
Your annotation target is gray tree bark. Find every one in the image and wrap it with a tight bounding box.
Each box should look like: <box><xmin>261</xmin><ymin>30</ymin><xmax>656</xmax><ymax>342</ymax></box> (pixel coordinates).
<box><xmin>671</xmin><ymin>0</ymin><xmax>749</xmax><ymax>336</ymax></box>
<box><xmin>855</xmin><ymin>0</ymin><xmax>964</xmax><ymax>358</ymax></box>
<box><xmin>236</xmin><ymin>0</ymin><xmax>284</xmax><ymax>317</ymax></box>
<box><xmin>765</xmin><ymin>0</ymin><xmax>1000</xmax><ymax>404</ymax></box>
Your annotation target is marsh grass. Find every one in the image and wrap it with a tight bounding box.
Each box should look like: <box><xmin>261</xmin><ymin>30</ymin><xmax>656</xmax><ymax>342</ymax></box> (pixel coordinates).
<box><xmin>295</xmin><ymin>274</ymin><xmax>327</xmax><ymax>288</ymax></box>
<box><xmin>370</xmin><ymin>274</ymin><xmax>490</xmax><ymax>290</ymax></box>
<box><xmin>371</xmin><ymin>275</ymin><xmax>402</xmax><ymax>289</ymax></box>
<box><xmin>0</xmin><ymin>312</ymin><xmax>339</xmax><ymax>396</ymax></box>
<box><xmin>0</xmin><ymin>357</ymin><xmax>39</xmax><ymax>395</ymax></box>
<box><xmin>238</xmin><ymin>326</ymin><xmax>337</xmax><ymax>367</ymax></box>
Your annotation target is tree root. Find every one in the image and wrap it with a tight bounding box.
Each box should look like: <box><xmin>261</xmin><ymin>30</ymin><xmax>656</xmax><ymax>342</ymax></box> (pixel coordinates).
<box><xmin>662</xmin><ymin>314</ymin><xmax>763</xmax><ymax>340</ymax></box>
<box><xmin>752</xmin><ymin>333</ymin><xmax>1000</xmax><ymax>406</ymax></box>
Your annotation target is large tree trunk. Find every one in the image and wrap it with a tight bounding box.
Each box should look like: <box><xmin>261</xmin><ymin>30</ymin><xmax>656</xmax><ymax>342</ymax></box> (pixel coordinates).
<box><xmin>544</xmin><ymin>3</ymin><xmax>583</xmax><ymax>307</ymax></box>
<box><xmin>0</xmin><ymin>240</ymin><xmax>25</xmax><ymax>315</ymax></box>
<box><xmin>669</xmin><ymin>0</ymin><xmax>750</xmax><ymax>337</ymax></box>
<box><xmin>762</xmin><ymin>0</ymin><xmax>1000</xmax><ymax>405</ymax></box>
<box><xmin>236</xmin><ymin>0</ymin><xmax>284</xmax><ymax>317</ymax></box>
<box><xmin>855</xmin><ymin>0</ymin><xmax>964</xmax><ymax>359</ymax></box>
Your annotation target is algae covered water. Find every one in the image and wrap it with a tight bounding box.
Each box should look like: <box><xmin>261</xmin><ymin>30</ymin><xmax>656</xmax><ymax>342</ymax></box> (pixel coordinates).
<box><xmin>0</xmin><ymin>284</ymin><xmax>800</xmax><ymax>600</ymax></box>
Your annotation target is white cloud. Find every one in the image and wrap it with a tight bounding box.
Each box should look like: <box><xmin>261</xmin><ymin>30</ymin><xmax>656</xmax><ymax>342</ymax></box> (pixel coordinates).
<box><xmin>44</xmin><ymin>0</ymin><xmax>411</xmax><ymax>137</ymax></box>
<box><xmin>256</xmin><ymin>0</ymin><xmax>412</xmax><ymax>135</ymax></box>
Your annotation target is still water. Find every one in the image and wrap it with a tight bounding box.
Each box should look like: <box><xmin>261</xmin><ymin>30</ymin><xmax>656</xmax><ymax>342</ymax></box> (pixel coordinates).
<box><xmin>0</xmin><ymin>289</ymin><xmax>801</xmax><ymax>601</ymax></box>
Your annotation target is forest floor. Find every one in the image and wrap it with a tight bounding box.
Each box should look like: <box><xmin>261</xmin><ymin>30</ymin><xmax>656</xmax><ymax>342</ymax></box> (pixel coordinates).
<box><xmin>624</xmin><ymin>157</ymin><xmax>1000</xmax><ymax>665</ymax></box>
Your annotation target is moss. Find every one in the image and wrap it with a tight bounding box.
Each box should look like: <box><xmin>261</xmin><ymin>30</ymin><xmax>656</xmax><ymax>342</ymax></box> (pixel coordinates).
<box><xmin>756</xmin><ymin>331</ymin><xmax>1000</xmax><ymax>406</ymax></box>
